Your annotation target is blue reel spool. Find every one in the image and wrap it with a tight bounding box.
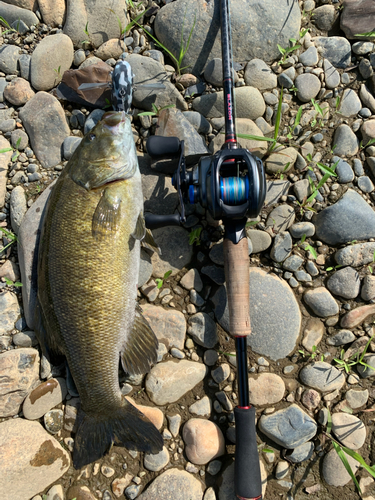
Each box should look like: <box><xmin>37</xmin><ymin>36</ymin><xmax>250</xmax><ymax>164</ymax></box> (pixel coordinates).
<box><xmin>220</xmin><ymin>176</ymin><xmax>249</xmax><ymax>206</ymax></box>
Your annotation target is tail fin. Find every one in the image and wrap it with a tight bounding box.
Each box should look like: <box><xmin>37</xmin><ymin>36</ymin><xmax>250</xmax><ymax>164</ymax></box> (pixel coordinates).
<box><xmin>73</xmin><ymin>399</ymin><xmax>163</xmax><ymax>469</ymax></box>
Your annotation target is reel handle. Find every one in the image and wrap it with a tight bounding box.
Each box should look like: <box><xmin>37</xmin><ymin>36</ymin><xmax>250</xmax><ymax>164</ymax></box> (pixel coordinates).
<box><xmin>147</xmin><ymin>136</ymin><xmax>181</xmax><ymax>157</ymax></box>
<box><xmin>144</xmin><ymin>213</ymin><xmax>181</xmax><ymax>229</ymax></box>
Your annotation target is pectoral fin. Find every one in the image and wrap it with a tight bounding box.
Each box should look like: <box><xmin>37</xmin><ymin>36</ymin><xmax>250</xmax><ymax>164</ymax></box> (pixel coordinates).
<box><xmin>92</xmin><ymin>187</ymin><xmax>122</xmax><ymax>239</ymax></box>
<box><xmin>120</xmin><ymin>304</ymin><xmax>158</xmax><ymax>375</ymax></box>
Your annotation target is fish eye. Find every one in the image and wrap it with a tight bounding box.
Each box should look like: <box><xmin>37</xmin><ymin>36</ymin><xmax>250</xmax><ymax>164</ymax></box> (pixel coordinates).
<box><xmin>88</xmin><ymin>133</ymin><xmax>96</xmax><ymax>141</ymax></box>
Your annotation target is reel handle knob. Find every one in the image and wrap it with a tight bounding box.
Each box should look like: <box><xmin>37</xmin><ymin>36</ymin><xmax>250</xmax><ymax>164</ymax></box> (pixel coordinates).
<box><xmin>146</xmin><ymin>136</ymin><xmax>181</xmax><ymax>158</ymax></box>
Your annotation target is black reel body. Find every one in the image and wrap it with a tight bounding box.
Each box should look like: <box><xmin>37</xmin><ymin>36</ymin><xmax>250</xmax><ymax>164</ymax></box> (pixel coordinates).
<box><xmin>189</xmin><ymin>148</ymin><xmax>266</xmax><ymax>221</ymax></box>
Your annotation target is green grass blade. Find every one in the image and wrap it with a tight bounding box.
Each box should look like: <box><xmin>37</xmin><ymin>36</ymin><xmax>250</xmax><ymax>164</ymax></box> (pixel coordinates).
<box><xmin>333</xmin><ymin>443</ymin><xmax>361</xmax><ymax>493</ymax></box>
<box><xmin>294</xmin><ymin>106</ymin><xmax>303</xmax><ymax>128</ymax></box>
<box><xmin>0</xmin><ymin>147</ymin><xmax>12</xmax><ymax>153</ymax></box>
<box><xmin>135</xmin><ymin>22</ymin><xmax>178</xmax><ymax>67</ymax></box>
<box><xmin>0</xmin><ymin>16</ymin><xmax>11</xmax><ymax>29</ymax></box>
<box><xmin>304</xmin><ymin>244</ymin><xmax>317</xmax><ymax>259</ymax></box>
<box><xmin>277</xmin><ymin>44</ymin><xmax>285</xmax><ymax>55</ymax></box>
<box><xmin>125</xmin><ymin>9</ymin><xmax>145</xmax><ymax>34</ymax></box>
<box><xmin>340</xmin><ymin>444</ymin><xmax>375</xmax><ymax>480</ymax></box>
<box><xmin>236</xmin><ymin>134</ymin><xmax>276</xmax><ymax>142</ymax></box>
<box><xmin>274</xmin><ymin>87</ymin><xmax>283</xmax><ymax>141</ymax></box>
<box><xmin>355</xmin><ymin>31</ymin><xmax>375</xmax><ymax>37</ymax></box>
<box><xmin>182</xmin><ymin>13</ymin><xmax>196</xmax><ymax>61</ymax></box>
<box><xmin>316</xmin><ymin>162</ymin><xmax>338</xmax><ymax>177</ymax></box>
<box><xmin>359</xmin><ymin>335</ymin><xmax>374</xmax><ymax>363</ymax></box>
<box><xmin>326</xmin><ymin>409</ymin><xmax>332</xmax><ymax>435</ymax></box>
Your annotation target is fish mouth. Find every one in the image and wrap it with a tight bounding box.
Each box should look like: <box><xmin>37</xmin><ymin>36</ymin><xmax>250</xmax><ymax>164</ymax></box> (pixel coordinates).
<box><xmin>102</xmin><ymin>111</ymin><xmax>127</xmax><ymax>135</ymax></box>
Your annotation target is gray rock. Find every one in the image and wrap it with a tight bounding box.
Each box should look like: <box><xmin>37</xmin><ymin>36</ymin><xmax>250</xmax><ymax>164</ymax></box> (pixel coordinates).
<box><xmin>332</xmin><ymin>413</ymin><xmax>366</xmax><ymax>450</ymax></box>
<box><xmin>293</xmin><ymin>179</ymin><xmax>310</xmax><ymax>202</ymax></box>
<box><xmin>23</xmin><ymin>378</ymin><xmax>67</xmax><ymax>420</ymax></box>
<box><xmin>305</xmin><ymin>261</ymin><xmax>319</xmax><ymax>277</ymax></box>
<box><xmin>83</xmin><ymin>109</ymin><xmax>105</xmax><ymax>134</ymax></box>
<box><xmin>145</xmin><ymin>360</ymin><xmax>207</xmax><ymax>405</ymax></box>
<box><xmin>180</xmin><ymin>268</ymin><xmax>203</xmax><ymax>292</ymax></box>
<box><xmin>264</xmin><ymin>180</ymin><xmax>291</xmax><ymax>206</ymax></box>
<box><xmin>19</xmin><ymin>54</ymin><xmax>31</xmax><ymax>81</ymax></box>
<box><xmin>326</xmin><ymin>266</ymin><xmax>360</xmax><ymax>299</ymax></box>
<box><xmin>360</xmin><ymin>84</ymin><xmax>375</xmax><ymax>114</ymax></box>
<box><xmin>332</xmin><ymin>125</ymin><xmax>359</xmax><ymax>157</ymax></box>
<box><xmin>265</xmin><ymin>147</ymin><xmax>297</xmax><ymax>175</ymax></box>
<box><xmin>323</xmin><ymin>448</ymin><xmax>360</xmax><ymax>486</ymax></box>
<box><xmin>266</xmin><ymin>204</ymin><xmax>295</xmax><ymax>232</ymax></box>
<box><xmin>203</xmin><ymin>58</ymin><xmax>225</xmax><ymax>87</ymax></box>
<box><xmin>212</xmin><ymin>268</ymin><xmax>301</xmax><ymax>361</ymax></box>
<box><xmin>207</xmin><ymin>460</ymin><xmax>222</xmax><ymax>476</ymax></box>
<box><xmin>246</xmin><ymin>229</ymin><xmax>272</xmax><ymax>253</ymax></box>
<box><xmin>323</xmin><ymin>58</ymin><xmax>340</xmax><ymax>89</ymax></box>
<box><xmin>259</xmin><ymin>404</ymin><xmax>317</xmax><ymax>449</ymax></box>
<box><xmin>30</xmin><ymin>34</ymin><xmax>74</xmax><ymax>91</ymax></box>
<box><xmin>289</xmin><ymin>222</ymin><xmax>315</xmax><ymax>239</ymax></box>
<box><xmin>150</xmin><ymin>226</ymin><xmax>193</xmax><ymax>278</ymax></box>
<box><xmin>211</xmin><ymin>364</ymin><xmax>231</xmax><ymax>384</ymax></box>
<box><xmin>283</xmin><ymin>254</ymin><xmax>304</xmax><ymax>272</ymax></box>
<box><xmin>300</xmin><ymin>361</ymin><xmax>345</xmax><ymax>392</ymax></box>
<box><xmin>125</xmin><ymin>485</ymin><xmax>141</xmax><ymax>499</ymax></box>
<box><xmin>294</xmin><ymin>270</ymin><xmax>312</xmax><ymax>282</ymax></box>
<box><xmin>144</xmin><ymin>446</ymin><xmax>170</xmax><ymax>472</ymax></box>
<box><xmin>295</xmin><ymin>73</ymin><xmax>321</xmax><ymax>103</ymax></box>
<box><xmin>277</xmin><ymin>72</ymin><xmax>294</xmax><ymax>89</ymax></box>
<box><xmin>346</xmin><ymin>389</ymin><xmax>369</xmax><ymax>409</ymax></box>
<box><xmin>141</xmin><ymin>304</ymin><xmax>186</xmax><ymax>350</ymax></box>
<box><xmin>314</xmin><ymin>189</ymin><xmax>375</xmax><ymax>245</ymax></box>
<box><xmin>0</xmin><ymin>119</ymin><xmax>15</xmax><ymax>133</ymax></box>
<box><xmin>327</xmin><ymin>330</ymin><xmax>356</xmax><ymax>346</ymax></box>
<box><xmin>12</xmin><ymin>330</ymin><xmax>38</xmax><ymax>347</ymax></box>
<box><xmin>353</xmin><ymin>159</ymin><xmax>364</xmax><ymax>176</ymax></box>
<box><xmin>0</xmin><ymin>291</ymin><xmax>21</xmax><ymax>336</ymax></box>
<box><xmin>358</xmin><ymin>176</ymin><xmax>374</xmax><ymax>193</ymax></box>
<box><xmin>155</xmin><ymin>108</ymin><xmax>209</xmax><ymax>165</ymax></box>
<box><xmin>353</xmin><ymin>42</ymin><xmax>375</xmax><ymax>55</ymax></box>
<box><xmin>187</xmin><ymin>312</ymin><xmax>218</xmax><ymax>349</ymax></box>
<box><xmin>63</xmin><ymin>136</ymin><xmax>82</xmax><ymax>160</ymax></box>
<box><xmin>10</xmin><ymin>185</ymin><xmax>27</xmax><ymax>235</ymax></box>
<box><xmin>361</xmin><ymin>275</ymin><xmax>375</xmax><ymax>301</ymax></box>
<box><xmin>0</xmin><ymin>78</ymin><xmax>8</xmax><ymax>102</ymax></box>
<box><xmin>201</xmin><ymin>265</ymin><xmax>225</xmax><ymax>285</ymax></box>
<box><xmin>270</xmin><ymin>231</ymin><xmax>292</xmax><ymax>262</ymax></box>
<box><xmin>313</xmin><ymin>5</ymin><xmax>336</xmax><ymax>31</ymax></box>
<box><xmin>0</xmin><ymin>2</ymin><xmax>38</xmax><ymax>28</ymax></box>
<box><xmin>338</xmin><ymin>89</ymin><xmax>362</xmax><ymax>117</ymax></box>
<box><xmin>183</xmin><ymin>111</ymin><xmax>211</xmax><ymax>135</ymax></box>
<box><xmin>313</xmin><ymin>36</ymin><xmax>351</xmax><ymax>68</ymax></box>
<box><xmin>359</xmin><ymin>107</ymin><xmax>372</xmax><ymax>118</ymax></box>
<box><xmin>189</xmin><ymin>396</ymin><xmax>211</xmax><ymax>417</ymax></box>
<box><xmin>193</xmin><ymin>86</ymin><xmax>265</xmax><ymax>120</ymax></box>
<box><xmin>63</xmin><ymin>0</ymin><xmax>128</xmax><ymax>49</ymax></box>
<box><xmin>288</xmin><ymin>442</ymin><xmax>314</xmax><ymax>463</ymax></box>
<box><xmin>19</xmin><ymin>92</ymin><xmax>70</xmax><ymax>169</ymax></box>
<box><xmin>333</xmin><ymin>157</ymin><xmax>354</xmax><ymax>184</ymax></box>
<box><xmin>244</xmin><ymin>59</ymin><xmax>277</xmax><ymax>90</ymax></box>
<box><xmin>359</xmin><ymin>58</ymin><xmax>374</xmax><ymax>79</ymax></box>
<box><xmin>304</xmin><ymin>287</ymin><xmax>339</xmax><ymax>317</ymax></box>
<box><xmin>299</xmin><ymin>46</ymin><xmax>318</xmax><ymax>67</ymax></box>
<box><xmin>357</xmin><ymin>354</ymin><xmax>375</xmax><ymax>378</ymax></box>
<box><xmin>0</xmin><ymin>45</ymin><xmax>21</xmax><ymax>75</ymax></box>
<box><xmin>11</xmin><ymin>129</ymin><xmax>28</xmax><ymax>151</ymax></box>
<box><xmin>154</xmin><ymin>0</ymin><xmax>301</xmax><ymax>75</ymax></box>
<box><xmin>335</xmin><ymin>242</ymin><xmax>375</xmax><ymax>267</ymax></box>
<box><xmin>127</xmin><ymin>54</ymin><xmax>187</xmax><ymax>112</ymax></box>
<box><xmin>17</xmin><ymin>182</ymin><xmax>55</xmax><ymax>329</ymax></box>
<box><xmin>137</xmin><ymin>468</ymin><xmax>204</xmax><ymax>500</ymax></box>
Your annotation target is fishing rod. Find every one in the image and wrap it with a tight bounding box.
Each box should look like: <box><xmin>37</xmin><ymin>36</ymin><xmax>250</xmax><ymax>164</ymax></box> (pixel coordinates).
<box><xmin>144</xmin><ymin>0</ymin><xmax>266</xmax><ymax>498</ymax></box>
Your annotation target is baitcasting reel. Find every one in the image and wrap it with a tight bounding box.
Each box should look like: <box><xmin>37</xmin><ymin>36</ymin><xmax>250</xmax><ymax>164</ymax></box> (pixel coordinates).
<box><xmin>146</xmin><ymin>135</ymin><xmax>267</xmax><ymax>238</ymax></box>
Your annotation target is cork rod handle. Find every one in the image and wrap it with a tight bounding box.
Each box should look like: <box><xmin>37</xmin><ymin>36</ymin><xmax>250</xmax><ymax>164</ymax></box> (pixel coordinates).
<box><xmin>223</xmin><ymin>237</ymin><xmax>251</xmax><ymax>337</ymax></box>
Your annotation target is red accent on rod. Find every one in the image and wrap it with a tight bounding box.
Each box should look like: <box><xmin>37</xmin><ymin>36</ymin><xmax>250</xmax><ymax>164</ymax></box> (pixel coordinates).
<box><xmin>238</xmin><ymin>405</ymin><xmax>251</xmax><ymax>410</ymax></box>
<box><xmin>236</xmin><ymin>495</ymin><xmax>262</xmax><ymax>500</ymax></box>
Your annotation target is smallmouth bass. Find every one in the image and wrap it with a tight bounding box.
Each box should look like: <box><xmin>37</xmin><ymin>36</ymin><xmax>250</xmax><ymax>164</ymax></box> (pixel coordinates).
<box><xmin>36</xmin><ymin>111</ymin><xmax>163</xmax><ymax>468</ymax></box>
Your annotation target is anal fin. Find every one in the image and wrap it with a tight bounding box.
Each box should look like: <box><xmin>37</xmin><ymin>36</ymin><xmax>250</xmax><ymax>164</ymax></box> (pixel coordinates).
<box><xmin>141</xmin><ymin>228</ymin><xmax>161</xmax><ymax>255</ymax></box>
<box><xmin>120</xmin><ymin>304</ymin><xmax>158</xmax><ymax>375</ymax></box>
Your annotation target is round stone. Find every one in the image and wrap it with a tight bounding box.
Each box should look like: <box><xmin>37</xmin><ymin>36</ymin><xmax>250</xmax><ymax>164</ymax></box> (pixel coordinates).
<box><xmin>266</xmin><ymin>204</ymin><xmax>295</xmax><ymax>232</ymax></box>
<box><xmin>211</xmin><ymin>363</ymin><xmax>231</xmax><ymax>384</ymax></box>
<box><xmin>338</xmin><ymin>89</ymin><xmax>362</xmax><ymax>117</ymax></box>
<box><xmin>144</xmin><ymin>446</ymin><xmax>170</xmax><ymax>472</ymax></box>
<box><xmin>136</xmin><ymin>468</ymin><xmax>204</xmax><ymax>500</ymax></box>
<box><xmin>332</xmin><ymin>413</ymin><xmax>366</xmax><ymax>450</ymax></box>
<box><xmin>298</xmin><ymin>46</ymin><xmax>318</xmax><ymax>66</ymax></box>
<box><xmin>187</xmin><ymin>312</ymin><xmax>218</xmax><ymax>348</ymax></box>
<box><xmin>323</xmin><ymin>448</ymin><xmax>360</xmax><ymax>486</ymax></box>
<box><xmin>270</xmin><ymin>231</ymin><xmax>292</xmax><ymax>262</ymax></box>
<box><xmin>332</xmin><ymin>125</ymin><xmax>359</xmax><ymax>157</ymax></box>
<box><xmin>295</xmin><ymin>73</ymin><xmax>321</xmax><ymax>103</ymax></box>
<box><xmin>301</xmin><ymin>389</ymin><xmax>321</xmax><ymax>410</ymax></box>
<box><xmin>327</xmin><ymin>330</ymin><xmax>356</xmax><ymax>346</ymax></box>
<box><xmin>247</xmin><ymin>229</ymin><xmax>272</xmax><ymax>253</ymax></box>
<box><xmin>335</xmin><ymin>158</ymin><xmax>354</xmax><ymax>184</ymax></box>
<box><xmin>289</xmin><ymin>222</ymin><xmax>315</xmax><ymax>239</ymax></box>
<box><xmin>358</xmin><ymin>176</ymin><xmax>374</xmax><ymax>193</ymax></box>
<box><xmin>189</xmin><ymin>396</ymin><xmax>212</xmax><ymax>417</ymax></box>
<box><xmin>345</xmin><ymin>389</ymin><xmax>369</xmax><ymax>409</ymax></box>
<box><xmin>361</xmin><ymin>275</ymin><xmax>375</xmax><ymax>301</ymax></box>
<box><xmin>299</xmin><ymin>361</ymin><xmax>345</xmax><ymax>392</ymax></box>
<box><xmin>248</xmin><ymin>373</ymin><xmax>285</xmax><ymax>406</ymax></box>
<box><xmin>288</xmin><ymin>441</ymin><xmax>314</xmax><ymax>463</ymax></box>
<box><xmin>44</xmin><ymin>409</ymin><xmax>64</xmax><ymax>434</ymax></box>
<box><xmin>303</xmin><ymin>287</ymin><xmax>339</xmax><ymax>317</ymax></box>
<box><xmin>244</xmin><ymin>59</ymin><xmax>277</xmax><ymax>90</ymax></box>
<box><xmin>3</xmin><ymin>77</ymin><xmax>34</xmax><ymax>105</ymax></box>
<box><xmin>23</xmin><ymin>378</ymin><xmax>67</xmax><ymax>420</ymax></box>
<box><xmin>326</xmin><ymin>266</ymin><xmax>360</xmax><ymax>299</ymax></box>
<box><xmin>183</xmin><ymin>418</ymin><xmax>225</xmax><ymax>465</ymax></box>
